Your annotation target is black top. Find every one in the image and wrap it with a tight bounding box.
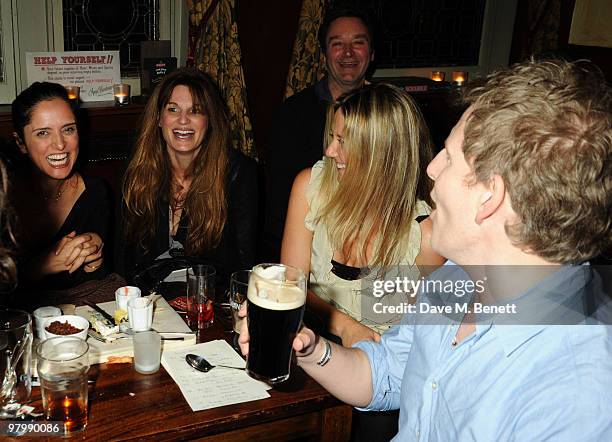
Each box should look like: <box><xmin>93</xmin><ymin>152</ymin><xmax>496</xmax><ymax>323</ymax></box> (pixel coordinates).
<box><xmin>18</xmin><ymin>175</ymin><xmax>112</xmax><ymax>290</ymax></box>
<box><xmin>330</xmin><ymin>259</ymin><xmax>370</xmax><ymax>281</ymax></box>
<box><xmin>262</xmin><ymin>78</ymin><xmax>333</xmax><ymax>261</ymax></box>
<box><xmin>330</xmin><ymin>215</ymin><xmax>430</xmax><ymax>281</ymax></box>
<box><xmin>115</xmin><ymin>148</ymin><xmax>258</xmax><ymax>284</ymax></box>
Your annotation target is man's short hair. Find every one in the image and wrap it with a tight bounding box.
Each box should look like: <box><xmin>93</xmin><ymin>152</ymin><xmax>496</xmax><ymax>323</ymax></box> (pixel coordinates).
<box><xmin>463</xmin><ymin>58</ymin><xmax>612</xmax><ymax>264</ymax></box>
<box><xmin>317</xmin><ymin>4</ymin><xmax>375</xmax><ymax>51</ymax></box>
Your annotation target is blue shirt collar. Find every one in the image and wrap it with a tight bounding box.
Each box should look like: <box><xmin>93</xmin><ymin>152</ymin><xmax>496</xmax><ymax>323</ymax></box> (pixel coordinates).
<box><xmin>437</xmin><ymin>262</ymin><xmax>595</xmax><ymax>357</ymax></box>
<box><xmin>491</xmin><ymin>265</ymin><xmax>592</xmax><ymax>356</ymax></box>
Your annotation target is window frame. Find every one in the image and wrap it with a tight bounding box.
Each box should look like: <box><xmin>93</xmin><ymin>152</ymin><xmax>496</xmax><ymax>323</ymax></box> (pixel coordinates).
<box><xmin>0</xmin><ymin>0</ymin><xmax>187</xmax><ymax>103</ymax></box>
<box><xmin>373</xmin><ymin>0</ymin><xmax>519</xmax><ymax>80</ymax></box>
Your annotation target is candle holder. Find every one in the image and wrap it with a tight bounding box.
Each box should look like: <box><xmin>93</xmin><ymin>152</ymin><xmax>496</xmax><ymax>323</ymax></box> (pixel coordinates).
<box><xmin>65</xmin><ymin>85</ymin><xmax>80</xmax><ymax>105</ymax></box>
<box><xmin>452</xmin><ymin>71</ymin><xmax>468</xmax><ymax>86</ymax></box>
<box><xmin>113</xmin><ymin>83</ymin><xmax>131</xmax><ymax>106</ymax></box>
<box><xmin>430</xmin><ymin>71</ymin><xmax>445</xmax><ymax>82</ymax></box>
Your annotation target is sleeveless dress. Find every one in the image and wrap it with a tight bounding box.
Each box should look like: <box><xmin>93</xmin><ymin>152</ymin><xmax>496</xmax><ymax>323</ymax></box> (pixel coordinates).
<box><xmin>305</xmin><ymin>160</ymin><xmax>431</xmax><ymax>334</ymax></box>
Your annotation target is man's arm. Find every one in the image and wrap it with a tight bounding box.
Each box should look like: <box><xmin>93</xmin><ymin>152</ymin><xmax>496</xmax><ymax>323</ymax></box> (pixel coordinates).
<box><xmin>239</xmin><ymin>320</ymin><xmax>374</xmax><ymax>407</ymax></box>
<box><xmin>293</xmin><ymin>327</ymin><xmax>374</xmax><ymax>408</ymax></box>
<box><xmin>239</xmin><ymin>306</ymin><xmax>416</xmax><ymax>410</ymax></box>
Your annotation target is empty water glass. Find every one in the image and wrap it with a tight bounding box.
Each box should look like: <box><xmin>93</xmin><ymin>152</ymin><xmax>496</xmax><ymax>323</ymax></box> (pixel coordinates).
<box><xmin>0</xmin><ymin>308</ymin><xmax>33</xmax><ymax>417</ymax></box>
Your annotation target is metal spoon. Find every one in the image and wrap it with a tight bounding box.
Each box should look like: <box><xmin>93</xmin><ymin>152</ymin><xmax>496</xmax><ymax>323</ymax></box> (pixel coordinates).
<box><xmin>185</xmin><ymin>353</ymin><xmax>245</xmax><ymax>372</ymax></box>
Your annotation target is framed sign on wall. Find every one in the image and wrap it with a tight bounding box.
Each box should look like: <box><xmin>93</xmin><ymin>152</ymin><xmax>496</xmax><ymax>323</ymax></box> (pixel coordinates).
<box><xmin>26</xmin><ymin>50</ymin><xmax>121</xmax><ymax>101</ymax></box>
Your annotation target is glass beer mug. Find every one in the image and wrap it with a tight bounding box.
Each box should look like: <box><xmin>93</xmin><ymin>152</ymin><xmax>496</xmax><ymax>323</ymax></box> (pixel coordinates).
<box><xmin>246</xmin><ymin>264</ymin><xmax>306</xmax><ymax>384</ymax></box>
<box><xmin>0</xmin><ymin>309</ymin><xmax>33</xmax><ymax>417</ymax></box>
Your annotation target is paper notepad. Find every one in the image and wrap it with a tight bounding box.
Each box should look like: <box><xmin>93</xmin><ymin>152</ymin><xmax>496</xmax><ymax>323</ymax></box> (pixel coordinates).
<box><xmin>161</xmin><ymin>340</ymin><xmax>270</xmax><ymax>411</ymax></box>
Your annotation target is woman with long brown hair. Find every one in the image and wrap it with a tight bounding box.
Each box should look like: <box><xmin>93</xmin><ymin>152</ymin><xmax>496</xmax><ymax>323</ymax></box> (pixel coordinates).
<box><xmin>0</xmin><ymin>159</ymin><xmax>17</xmax><ymax>294</ymax></box>
<box><xmin>117</xmin><ymin>68</ymin><xmax>257</xmax><ymax>281</ymax></box>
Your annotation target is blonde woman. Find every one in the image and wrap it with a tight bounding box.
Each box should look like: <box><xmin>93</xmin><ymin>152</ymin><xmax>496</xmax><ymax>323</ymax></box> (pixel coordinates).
<box><xmin>282</xmin><ymin>83</ymin><xmax>445</xmax><ymax>348</ymax></box>
<box><xmin>117</xmin><ymin>68</ymin><xmax>257</xmax><ymax>281</ymax></box>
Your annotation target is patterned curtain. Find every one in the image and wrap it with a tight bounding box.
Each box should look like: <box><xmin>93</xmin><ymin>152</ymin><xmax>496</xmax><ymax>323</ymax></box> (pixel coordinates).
<box><xmin>188</xmin><ymin>0</ymin><xmax>256</xmax><ymax>159</ymax></box>
<box><xmin>284</xmin><ymin>0</ymin><xmax>328</xmax><ymax>98</ymax></box>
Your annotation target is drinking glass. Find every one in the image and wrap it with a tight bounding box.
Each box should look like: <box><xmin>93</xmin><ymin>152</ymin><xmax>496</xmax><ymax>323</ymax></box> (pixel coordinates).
<box><xmin>127</xmin><ymin>297</ymin><xmax>153</xmax><ymax>332</ymax></box>
<box><xmin>187</xmin><ymin>265</ymin><xmax>216</xmax><ymax>330</ymax></box>
<box><xmin>36</xmin><ymin>337</ymin><xmax>89</xmax><ymax>434</ymax></box>
<box><xmin>33</xmin><ymin>306</ymin><xmax>61</xmax><ymax>341</ymax></box>
<box><xmin>115</xmin><ymin>285</ymin><xmax>141</xmax><ymax>312</ymax></box>
<box><xmin>132</xmin><ymin>331</ymin><xmax>161</xmax><ymax>374</ymax></box>
<box><xmin>246</xmin><ymin>264</ymin><xmax>306</xmax><ymax>384</ymax></box>
<box><xmin>228</xmin><ymin>270</ymin><xmax>250</xmax><ymax>348</ymax></box>
<box><xmin>0</xmin><ymin>309</ymin><xmax>33</xmax><ymax>417</ymax></box>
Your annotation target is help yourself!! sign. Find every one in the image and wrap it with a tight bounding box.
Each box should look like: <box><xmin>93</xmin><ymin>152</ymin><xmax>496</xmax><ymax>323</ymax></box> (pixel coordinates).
<box><xmin>26</xmin><ymin>51</ymin><xmax>121</xmax><ymax>102</ymax></box>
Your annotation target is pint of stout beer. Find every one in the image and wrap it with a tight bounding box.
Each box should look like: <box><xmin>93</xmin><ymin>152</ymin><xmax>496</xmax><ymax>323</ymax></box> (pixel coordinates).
<box><xmin>246</xmin><ymin>264</ymin><xmax>306</xmax><ymax>384</ymax></box>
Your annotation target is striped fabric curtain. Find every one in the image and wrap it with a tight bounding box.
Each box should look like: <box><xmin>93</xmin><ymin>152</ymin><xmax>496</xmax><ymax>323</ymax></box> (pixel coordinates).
<box><xmin>284</xmin><ymin>0</ymin><xmax>328</xmax><ymax>98</ymax></box>
<box><xmin>188</xmin><ymin>0</ymin><xmax>256</xmax><ymax>159</ymax></box>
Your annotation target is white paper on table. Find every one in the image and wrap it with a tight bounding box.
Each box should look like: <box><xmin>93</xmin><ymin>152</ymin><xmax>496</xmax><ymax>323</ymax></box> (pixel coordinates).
<box><xmin>163</xmin><ymin>268</ymin><xmax>188</xmax><ymax>283</ymax></box>
<box><xmin>161</xmin><ymin>340</ymin><xmax>270</xmax><ymax>411</ymax></box>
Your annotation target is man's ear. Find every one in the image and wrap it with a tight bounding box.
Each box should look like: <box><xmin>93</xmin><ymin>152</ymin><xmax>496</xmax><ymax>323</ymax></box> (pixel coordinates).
<box><xmin>13</xmin><ymin>132</ymin><xmax>26</xmax><ymax>154</ymax></box>
<box><xmin>475</xmin><ymin>174</ymin><xmax>505</xmax><ymax>225</ymax></box>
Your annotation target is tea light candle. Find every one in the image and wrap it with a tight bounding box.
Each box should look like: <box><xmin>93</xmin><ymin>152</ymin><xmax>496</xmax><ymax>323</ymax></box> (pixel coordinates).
<box><xmin>452</xmin><ymin>71</ymin><xmax>468</xmax><ymax>86</ymax></box>
<box><xmin>430</xmin><ymin>71</ymin><xmax>445</xmax><ymax>82</ymax></box>
<box><xmin>115</xmin><ymin>93</ymin><xmax>128</xmax><ymax>104</ymax></box>
<box><xmin>65</xmin><ymin>86</ymin><xmax>80</xmax><ymax>102</ymax></box>
<box><xmin>113</xmin><ymin>83</ymin><xmax>131</xmax><ymax>106</ymax></box>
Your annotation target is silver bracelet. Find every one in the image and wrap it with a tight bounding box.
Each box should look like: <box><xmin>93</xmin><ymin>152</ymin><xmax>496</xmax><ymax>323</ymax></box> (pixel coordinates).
<box><xmin>316</xmin><ymin>339</ymin><xmax>332</xmax><ymax>366</ymax></box>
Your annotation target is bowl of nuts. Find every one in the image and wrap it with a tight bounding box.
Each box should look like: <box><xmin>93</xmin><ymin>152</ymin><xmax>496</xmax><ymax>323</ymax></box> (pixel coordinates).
<box><xmin>43</xmin><ymin>315</ymin><xmax>89</xmax><ymax>340</ymax></box>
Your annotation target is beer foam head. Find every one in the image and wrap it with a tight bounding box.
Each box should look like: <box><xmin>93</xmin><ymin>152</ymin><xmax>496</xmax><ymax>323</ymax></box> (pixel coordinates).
<box><xmin>248</xmin><ymin>265</ymin><xmax>306</xmax><ymax>311</ymax></box>
<box><xmin>257</xmin><ymin>264</ymin><xmax>286</xmax><ymax>280</ymax></box>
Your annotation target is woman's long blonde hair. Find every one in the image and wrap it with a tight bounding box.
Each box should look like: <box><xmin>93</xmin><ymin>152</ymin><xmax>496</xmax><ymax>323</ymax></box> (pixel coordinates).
<box><xmin>122</xmin><ymin>68</ymin><xmax>229</xmax><ymax>254</ymax></box>
<box><xmin>317</xmin><ymin>83</ymin><xmax>433</xmax><ymax>268</ymax></box>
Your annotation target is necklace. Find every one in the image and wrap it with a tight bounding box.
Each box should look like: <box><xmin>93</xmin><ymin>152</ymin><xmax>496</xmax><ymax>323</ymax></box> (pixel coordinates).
<box><xmin>42</xmin><ymin>179</ymin><xmax>68</xmax><ymax>202</ymax></box>
<box><xmin>168</xmin><ymin>206</ymin><xmax>185</xmax><ymax>257</ymax></box>
<box><xmin>169</xmin><ymin>203</ymin><xmax>183</xmax><ymax>235</ymax></box>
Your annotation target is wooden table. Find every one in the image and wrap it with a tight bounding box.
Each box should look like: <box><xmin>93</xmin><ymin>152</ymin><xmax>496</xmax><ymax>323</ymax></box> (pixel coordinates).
<box><xmin>11</xmin><ymin>315</ymin><xmax>352</xmax><ymax>441</ymax></box>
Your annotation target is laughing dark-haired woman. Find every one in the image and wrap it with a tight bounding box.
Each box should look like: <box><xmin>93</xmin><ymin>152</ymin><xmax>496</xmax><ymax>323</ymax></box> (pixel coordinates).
<box><xmin>11</xmin><ymin>81</ymin><xmax>110</xmax><ymax>290</ymax></box>
<box><xmin>117</xmin><ymin>68</ymin><xmax>257</xmax><ymax>282</ymax></box>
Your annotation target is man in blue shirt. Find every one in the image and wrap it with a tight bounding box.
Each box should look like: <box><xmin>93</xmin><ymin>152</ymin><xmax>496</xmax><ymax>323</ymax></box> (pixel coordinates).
<box><xmin>241</xmin><ymin>58</ymin><xmax>612</xmax><ymax>440</ymax></box>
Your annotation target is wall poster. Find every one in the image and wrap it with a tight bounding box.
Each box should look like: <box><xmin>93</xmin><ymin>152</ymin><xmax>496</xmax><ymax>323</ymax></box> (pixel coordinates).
<box><xmin>26</xmin><ymin>51</ymin><xmax>121</xmax><ymax>102</ymax></box>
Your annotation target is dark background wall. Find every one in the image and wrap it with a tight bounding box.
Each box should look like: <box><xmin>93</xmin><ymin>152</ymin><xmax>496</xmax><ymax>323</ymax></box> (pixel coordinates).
<box><xmin>236</xmin><ymin>0</ymin><xmax>302</xmax><ymax>159</ymax></box>
<box><xmin>510</xmin><ymin>0</ymin><xmax>612</xmax><ymax>80</ymax></box>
